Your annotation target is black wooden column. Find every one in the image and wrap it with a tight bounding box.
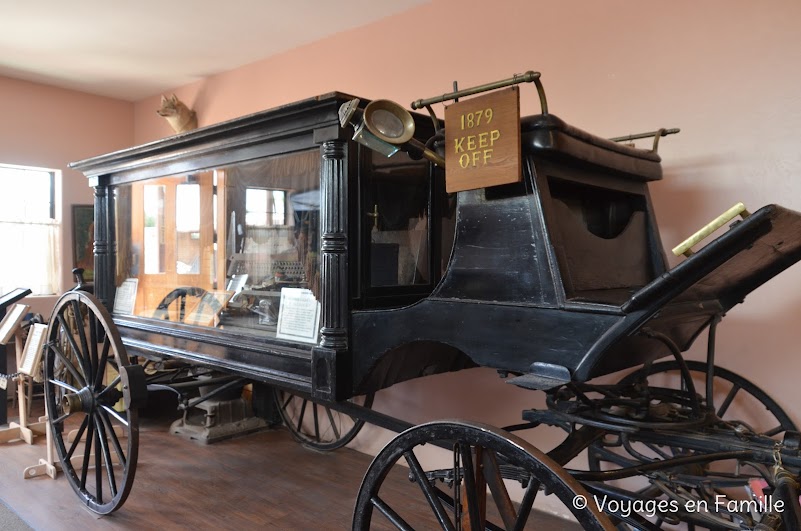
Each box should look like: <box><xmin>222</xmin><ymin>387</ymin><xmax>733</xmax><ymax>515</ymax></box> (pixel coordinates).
<box><xmin>319</xmin><ymin>139</ymin><xmax>348</xmax><ymax>349</ymax></box>
<box><xmin>93</xmin><ymin>178</ymin><xmax>116</xmax><ymax>310</ymax></box>
<box><xmin>312</xmin><ymin>139</ymin><xmax>349</xmax><ymax>400</ymax></box>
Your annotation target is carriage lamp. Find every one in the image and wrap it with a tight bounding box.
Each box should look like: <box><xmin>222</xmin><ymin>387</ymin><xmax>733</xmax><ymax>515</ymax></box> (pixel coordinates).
<box><xmin>352</xmin><ymin>121</ymin><xmax>401</xmax><ymax>157</ymax></box>
<box><xmin>339</xmin><ymin>98</ymin><xmax>413</xmax><ymax>157</ymax></box>
<box><xmin>339</xmin><ymin>98</ymin><xmax>445</xmax><ymax>167</ymax></box>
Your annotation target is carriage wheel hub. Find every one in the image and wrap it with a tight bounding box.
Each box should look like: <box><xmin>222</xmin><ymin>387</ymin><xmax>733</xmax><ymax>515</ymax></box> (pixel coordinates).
<box><xmin>62</xmin><ymin>387</ymin><xmax>96</xmax><ymax>414</ymax></box>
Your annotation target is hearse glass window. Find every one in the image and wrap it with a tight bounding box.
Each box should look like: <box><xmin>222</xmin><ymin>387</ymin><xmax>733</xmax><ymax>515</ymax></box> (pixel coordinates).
<box><xmin>366</xmin><ymin>149</ymin><xmax>430</xmax><ymax>287</ymax></box>
<box><xmin>113</xmin><ymin>149</ymin><xmax>322</xmax><ymax>343</ymax></box>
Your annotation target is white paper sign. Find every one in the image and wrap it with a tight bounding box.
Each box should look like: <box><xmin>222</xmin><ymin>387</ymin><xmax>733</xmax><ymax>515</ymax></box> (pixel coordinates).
<box><xmin>113</xmin><ymin>278</ymin><xmax>139</xmax><ymax>315</ymax></box>
<box><xmin>276</xmin><ymin>288</ymin><xmax>320</xmax><ymax>344</ymax></box>
<box><xmin>19</xmin><ymin>323</ymin><xmax>47</xmax><ymax>376</ymax></box>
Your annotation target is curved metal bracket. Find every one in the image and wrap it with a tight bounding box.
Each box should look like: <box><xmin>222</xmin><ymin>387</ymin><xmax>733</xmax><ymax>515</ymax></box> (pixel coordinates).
<box><xmin>410</xmin><ymin>70</ymin><xmax>548</xmax><ymax>115</ymax></box>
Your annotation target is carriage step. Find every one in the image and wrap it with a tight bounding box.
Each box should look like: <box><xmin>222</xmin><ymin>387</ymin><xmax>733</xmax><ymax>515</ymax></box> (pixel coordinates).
<box><xmin>507</xmin><ymin>363</ymin><xmax>571</xmax><ymax>390</ymax></box>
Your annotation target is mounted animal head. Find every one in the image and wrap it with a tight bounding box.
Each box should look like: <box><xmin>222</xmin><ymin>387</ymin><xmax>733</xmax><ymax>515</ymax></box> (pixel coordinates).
<box><xmin>157</xmin><ymin>94</ymin><xmax>198</xmax><ymax>134</ymax></box>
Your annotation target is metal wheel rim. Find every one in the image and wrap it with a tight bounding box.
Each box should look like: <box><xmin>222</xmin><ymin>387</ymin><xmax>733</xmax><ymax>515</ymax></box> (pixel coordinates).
<box><xmin>275</xmin><ymin>389</ymin><xmax>373</xmax><ymax>451</ymax></box>
<box><xmin>353</xmin><ymin>419</ymin><xmax>613</xmax><ymax>530</ymax></box>
<box><xmin>44</xmin><ymin>291</ymin><xmax>139</xmax><ymax>514</ymax></box>
<box><xmin>619</xmin><ymin>360</ymin><xmax>797</xmax><ymax>435</ymax></box>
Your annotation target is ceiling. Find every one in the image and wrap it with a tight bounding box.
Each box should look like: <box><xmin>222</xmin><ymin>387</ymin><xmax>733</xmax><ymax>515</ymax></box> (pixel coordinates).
<box><xmin>0</xmin><ymin>0</ymin><xmax>427</xmax><ymax>101</ymax></box>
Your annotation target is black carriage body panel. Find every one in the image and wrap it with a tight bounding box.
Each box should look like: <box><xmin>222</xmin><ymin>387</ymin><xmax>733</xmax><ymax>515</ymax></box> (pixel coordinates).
<box><xmin>350</xmin><ymin>114</ymin><xmax>675</xmax><ymax>392</ymax></box>
<box><xmin>351</xmin><ymin>299</ymin><xmax>620</xmax><ymax>395</ymax></box>
<box><xmin>115</xmin><ymin>316</ymin><xmax>315</xmax><ymax>392</ymax></box>
<box><xmin>427</xmin><ymin>114</ymin><xmax>669</xmax><ymax>310</ymax></box>
<box><xmin>433</xmin><ymin>186</ymin><xmax>554</xmax><ymax>305</ymax></box>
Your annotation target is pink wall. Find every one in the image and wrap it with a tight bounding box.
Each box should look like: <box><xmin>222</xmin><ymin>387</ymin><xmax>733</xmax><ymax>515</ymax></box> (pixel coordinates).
<box><xmin>0</xmin><ymin>75</ymin><xmax>133</xmax><ymax>315</ymax></box>
<box><xmin>127</xmin><ymin>0</ymin><xmax>800</xmax><ymax>512</ymax></box>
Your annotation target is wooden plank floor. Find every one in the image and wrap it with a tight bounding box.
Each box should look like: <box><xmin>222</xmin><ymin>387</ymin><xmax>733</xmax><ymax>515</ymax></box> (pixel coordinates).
<box><xmin>0</xmin><ymin>399</ymin><xmax>581</xmax><ymax>530</ymax></box>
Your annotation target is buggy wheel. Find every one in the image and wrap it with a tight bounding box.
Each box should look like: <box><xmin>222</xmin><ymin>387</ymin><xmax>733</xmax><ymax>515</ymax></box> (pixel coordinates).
<box><xmin>275</xmin><ymin>389</ymin><xmax>373</xmax><ymax>451</ymax></box>
<box><xmin>354</xmin><ymin>420</ymin><xmax>614</xmax><ymax>530</ymax></box>
<box><xmin>587</xmin><ymin>360</ymin><xmax>798</xmax><ymax>529</ymax></box>
<box><xmin>44</xmin><ymin>291</ymin><xmax>140</xmax><ymax>515</ymax></box>
<box><xmin>589</xmin><ymin>360</ymin><xmax>797</xmax><ymax>473</ymax></box>
<box><xmin>620</xmin><ymin>360</ymin><xmax>797</xmax><ymax>436</ymax></box>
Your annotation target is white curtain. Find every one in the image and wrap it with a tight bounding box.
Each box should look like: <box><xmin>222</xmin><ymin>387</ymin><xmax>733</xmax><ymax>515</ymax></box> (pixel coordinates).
<box><xmin>0</xmin><ymin>221</ymin><xmax>59</xmax><ymax>295</ymax></box>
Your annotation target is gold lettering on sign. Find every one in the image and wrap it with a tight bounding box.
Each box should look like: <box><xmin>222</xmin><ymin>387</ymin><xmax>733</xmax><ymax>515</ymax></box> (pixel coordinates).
<box><xmin>444</xmin><ymin>87</ymin><xmax>521</xmax><ymax>193</ymax></box>
<box><xmin>454</xmin><ymin>129</ymin><xmax>502</xmax><ymax>169</ymax></box>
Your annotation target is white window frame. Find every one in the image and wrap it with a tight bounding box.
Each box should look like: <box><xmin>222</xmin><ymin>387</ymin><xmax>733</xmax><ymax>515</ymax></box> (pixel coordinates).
<box><xmin>0</xmin><ymin>163</ymin><xmax>60</xmax><ymax>295</ymax></box>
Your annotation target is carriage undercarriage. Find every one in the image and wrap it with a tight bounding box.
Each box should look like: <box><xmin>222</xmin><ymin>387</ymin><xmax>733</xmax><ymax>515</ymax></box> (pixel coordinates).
<box><xmin>42</xmin><ymin>289</ymin><xmax>801</xmax><ymax>529</ymax></box>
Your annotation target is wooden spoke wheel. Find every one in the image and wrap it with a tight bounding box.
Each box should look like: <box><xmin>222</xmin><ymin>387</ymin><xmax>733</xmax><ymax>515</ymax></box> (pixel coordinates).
<box><xmin>275</xmin><ymin>389</ymin><xmax>373</xmax><ymax>451</ymax></box>
<box><xmin>587</xmin><ymin>360</ymin><xmax>798</xmax><ymax>529</ymax></box>
<box><xmin>44</xmin><ymin>291</ymin><xmax>141</xmax><ymax>515</ymax></box>
<box><xmin>354</xmin><ymin>420</ymin><xmax>613</xmax><ymax>531</ymax></box>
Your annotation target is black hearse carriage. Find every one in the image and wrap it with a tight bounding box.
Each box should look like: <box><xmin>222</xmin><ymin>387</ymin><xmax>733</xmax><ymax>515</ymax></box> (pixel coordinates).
<box><xmin>46</xmin><ymin>71</ymin><xmax>801</xmax><ymax>529</ymax></box>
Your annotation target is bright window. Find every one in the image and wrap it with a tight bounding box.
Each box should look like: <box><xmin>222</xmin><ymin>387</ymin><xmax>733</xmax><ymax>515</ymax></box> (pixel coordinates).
<box><xmin>0</xmin><ymin>164</ymin><xmax>59</xmax><ymax>295</ymax></box>
<box><xmin>245</xmin><ymin>188</ymin><xmax>286</xmax><ymax>227</ymax></box>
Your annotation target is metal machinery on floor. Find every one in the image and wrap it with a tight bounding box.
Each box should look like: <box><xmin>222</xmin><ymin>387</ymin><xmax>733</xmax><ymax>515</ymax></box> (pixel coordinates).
<box><xmin>41</xmin><ymin>70</ymin><xmax>800</xmax><ymax>529</ymax></box>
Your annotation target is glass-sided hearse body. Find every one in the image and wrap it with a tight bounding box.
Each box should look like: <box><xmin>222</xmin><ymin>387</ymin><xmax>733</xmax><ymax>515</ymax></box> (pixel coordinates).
<box><xmin>62</xmin><ymin>75</ymin><xmax>801</xmax><ymax>528</ymax></box>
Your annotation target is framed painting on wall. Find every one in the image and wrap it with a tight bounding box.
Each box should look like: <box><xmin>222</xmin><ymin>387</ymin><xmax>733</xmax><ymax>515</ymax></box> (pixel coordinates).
<box><xmin>72</xmin><ymin>204</ymin><xmax>95</xmax><ymax>281</ymax></box>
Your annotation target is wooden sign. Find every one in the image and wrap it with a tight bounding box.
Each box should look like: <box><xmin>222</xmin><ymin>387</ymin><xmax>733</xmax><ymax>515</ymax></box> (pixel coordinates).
<box><xmin>444</xmin><ymin>86</ymin><xmax>521</xmax><ymax>193</ymax></box>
